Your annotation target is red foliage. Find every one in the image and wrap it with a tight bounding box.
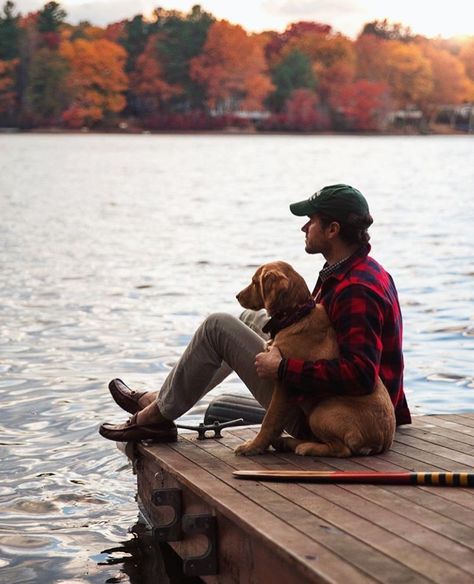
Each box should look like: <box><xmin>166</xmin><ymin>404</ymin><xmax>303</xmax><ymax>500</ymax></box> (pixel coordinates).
<box><xmin>260</xmin><ymin>89</ymin><xmax>330</xmax><ymax>131</ymax></box>
<box><xmin>329</xmin><ymin>80</ymin><xmax>391</xmax><ymax>130</ymax></box>
<box><xmin>266</xmin><ymin>21</ymin><xmax>332</xmax><ymax>60</ymax></box>
<box><xmin>104</xmin><ymin>21</ymin><xmax>126</xmax><ymax>43</ymax></box>
<box><xmin>41</xmin><ymin>31</ymin><xmax>60</xmax><ymax>50</ymax></box>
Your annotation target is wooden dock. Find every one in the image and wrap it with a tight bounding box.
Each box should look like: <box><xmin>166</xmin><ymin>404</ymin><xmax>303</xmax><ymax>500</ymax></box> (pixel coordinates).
<box><xmin>130</xmin><ymin>414</ymin><xmax>474</xmax><ymax>583</ymax></box>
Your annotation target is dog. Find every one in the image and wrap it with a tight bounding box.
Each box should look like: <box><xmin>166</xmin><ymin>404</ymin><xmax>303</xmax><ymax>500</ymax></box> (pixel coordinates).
<box><xmin>234</xmin><ymin>261</ymin><xmax>396</xmax><ymax>457</ymax></box>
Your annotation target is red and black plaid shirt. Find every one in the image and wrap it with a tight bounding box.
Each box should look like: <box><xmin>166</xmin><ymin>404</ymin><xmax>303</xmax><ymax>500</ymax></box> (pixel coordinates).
<box><xmin>278</xmin><ymin>244</ymin><xmax>411</xmax><ymax>426</ymax></box>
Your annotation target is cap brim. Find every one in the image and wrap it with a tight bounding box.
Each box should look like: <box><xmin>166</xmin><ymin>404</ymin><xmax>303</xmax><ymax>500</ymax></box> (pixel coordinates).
<box><xmin>289</xmin><ymin>200</ymin><xmax>315</xmax><ymax>216</ymax></box>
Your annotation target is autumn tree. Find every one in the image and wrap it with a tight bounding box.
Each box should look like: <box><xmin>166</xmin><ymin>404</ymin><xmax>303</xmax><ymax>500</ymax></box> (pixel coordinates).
<box><xmin>384</xmin><ymin>41</ymin><xmax>433</xmax><ymax>107</ymax></box>
<box><xmin>329</xmin><ymin>80</ymin><xmax>391</xmax><ymax>130</ymax></box>
<box><xmin>283</xmin><ymin>88</ymin><xmax>326</xmax><ymax>131</ymax></box>
<box><xmin>59</xmin><ymin>38</ymin><xmax>127</xmax><ymax>127</ymax></box>
<box><xmin>356</xmin><ymin>34</ymin><xmax>433</xmax><ymax>108</ymax></box>
<box><xmin>419</xmin><ymin>41</ymin><xmax>470</xmax><ymax>109</ymax></box>
<box><xmin>129</xmin><ymin>34</ymin><xmax>180</xmax><ymax>115</ymax></box>
<box><xmin>0</xmin><ymin>57</ymin><xmax>18</xmax><ymax>120</ymax></box>
<box><xmin>190</xmin><ymin>19</ymin><xmax>273</xmax><ymax>113</ymax></box>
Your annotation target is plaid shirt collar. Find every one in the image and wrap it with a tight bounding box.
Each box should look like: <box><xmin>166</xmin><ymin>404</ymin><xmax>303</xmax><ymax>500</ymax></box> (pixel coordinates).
<box><xmin>318</xmin><ymin>244</ymin><xmax>371</xmax><ymax>284</ymax></box>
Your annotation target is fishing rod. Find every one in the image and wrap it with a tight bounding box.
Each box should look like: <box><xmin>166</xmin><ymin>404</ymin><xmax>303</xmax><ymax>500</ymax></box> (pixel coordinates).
<box><xmin>233</xmin><ymin>470</ymin><xmax>474</xmax><ymax>487</ymax></box>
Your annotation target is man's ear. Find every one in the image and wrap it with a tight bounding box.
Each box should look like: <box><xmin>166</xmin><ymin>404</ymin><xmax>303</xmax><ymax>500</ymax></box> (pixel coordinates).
<box><xmin>326</xmin><ymin>221</ymin><xmax>341</xmax><ymax>239</ymax></box>
<box><xmin>262</xmin><ymin>270</ymin><xmax>289</xmax><ymax>313</ymax></box>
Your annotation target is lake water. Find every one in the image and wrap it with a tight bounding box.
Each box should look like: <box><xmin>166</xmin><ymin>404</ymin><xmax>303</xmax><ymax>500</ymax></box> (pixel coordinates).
<box><xmin>0</xmin><ymin>133</ymin><xmax>473</xmax><ymax>583</ymax></box>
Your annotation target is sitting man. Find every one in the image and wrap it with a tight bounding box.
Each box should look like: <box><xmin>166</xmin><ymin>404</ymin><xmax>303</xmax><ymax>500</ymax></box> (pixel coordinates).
<box><xmin>99</xmin><ymin>184</ymin><xmax>411</xmax><ymax>443</ymax></box>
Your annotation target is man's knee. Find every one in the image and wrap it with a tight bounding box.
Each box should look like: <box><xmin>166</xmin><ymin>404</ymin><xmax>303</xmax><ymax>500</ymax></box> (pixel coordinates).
<box><xmin>203</xmin><ymin>312</ymin><xmax>239</xmax><ymax>334</ymax></box>
<box><xmin>239</xmin><ymin>309</ymin><xmax>270</xmax><ymax>338</ymax></box>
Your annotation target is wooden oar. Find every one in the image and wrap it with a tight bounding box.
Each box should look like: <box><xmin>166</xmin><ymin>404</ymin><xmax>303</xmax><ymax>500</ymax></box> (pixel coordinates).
<box><xmin>233</xmin><ymin>470</ymin><xmax>474</xmax><ymax>487</ymax></box>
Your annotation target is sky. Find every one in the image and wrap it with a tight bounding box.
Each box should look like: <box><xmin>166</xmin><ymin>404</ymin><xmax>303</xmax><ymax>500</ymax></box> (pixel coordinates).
<box><xmin>13</xmin><ymin>0</ymin><xmax>474</xmax><ymax>39</ymax></box>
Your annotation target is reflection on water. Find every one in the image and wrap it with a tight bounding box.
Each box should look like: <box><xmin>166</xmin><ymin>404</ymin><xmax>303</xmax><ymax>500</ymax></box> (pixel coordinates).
<box><xmin>0</xmin><ymin>134</ymin><xmax>473</xmax><ymax>582</ymax></box>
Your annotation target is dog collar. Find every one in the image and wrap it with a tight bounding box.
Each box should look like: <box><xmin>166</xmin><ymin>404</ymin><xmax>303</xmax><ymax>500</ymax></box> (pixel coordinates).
<box><xmin>262</xmin><ymin>298</ymin><xmax>316</xmax><ymax>339</ymax></box>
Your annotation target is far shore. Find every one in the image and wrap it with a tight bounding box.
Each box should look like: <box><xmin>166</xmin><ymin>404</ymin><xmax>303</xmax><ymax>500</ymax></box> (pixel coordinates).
<box><xmin>0</xmin><ymin>125</ymin><xmax>471</xmax><ymax>137</ymax></box>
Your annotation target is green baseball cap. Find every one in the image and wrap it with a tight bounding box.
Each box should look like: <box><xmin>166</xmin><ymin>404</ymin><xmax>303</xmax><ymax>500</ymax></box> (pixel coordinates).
<box><xmin>289</xmin><ymin>184</ymin><xmax>370</xmax><ymax>221</ymax></box>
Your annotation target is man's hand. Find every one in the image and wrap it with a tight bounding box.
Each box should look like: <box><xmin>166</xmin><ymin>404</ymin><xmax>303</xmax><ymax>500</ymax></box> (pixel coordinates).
<box><xmin>255</xmin><ymin>345</ymin><xmax>282</xmax><ymax>380</ymax></box>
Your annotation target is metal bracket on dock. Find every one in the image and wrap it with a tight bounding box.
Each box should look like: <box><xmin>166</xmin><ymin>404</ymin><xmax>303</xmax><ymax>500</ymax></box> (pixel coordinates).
<box><xmin>151</xmin><ymin>488</ymin><xmax>182</xmax><ymax>542</ymax></box>
<box><xmin>176</xmin><ymin>418</ymin><xmax>244</xmax><ymax>440</ymax></box>
<box><xmin>182</xmin><ymin>514</ymin><xmax>218</xmax><ymax>576</ymax></box>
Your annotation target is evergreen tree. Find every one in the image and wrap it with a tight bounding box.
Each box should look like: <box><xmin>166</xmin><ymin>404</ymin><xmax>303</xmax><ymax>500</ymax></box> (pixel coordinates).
<box><xmin>267</xmin><ymin>49</ymin><xmax>316</xmax><ymax>112</ymax></box>
<box><xmin>37</xmin><ymin>1</ymin><xmax>67</xmax><ymax>33</ymax></box>
<box><xmin>26</xmin><ymin>48</ymin><xmax>69</xmax><ymax>122</ymax></box>
<box><xmin>154</xmin><ymin>5</ymin><xmax>215</xmax><ymax>110</ymax></box>
<box><xmin>0</xmin><ymin>1</ymin><xmax>20</xmax><ymax>60</ymax></box>
<box><xmin>121</xmin><ymin>14</ymin><xmax>151</xmax><ymax>73</ymax></box>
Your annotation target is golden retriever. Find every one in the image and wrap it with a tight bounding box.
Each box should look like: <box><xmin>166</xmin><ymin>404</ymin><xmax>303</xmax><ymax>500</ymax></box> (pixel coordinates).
<box><xmin>234</xmin><ymin>261</ymin><xmax>395</xmax><ymax>457</ymax></box>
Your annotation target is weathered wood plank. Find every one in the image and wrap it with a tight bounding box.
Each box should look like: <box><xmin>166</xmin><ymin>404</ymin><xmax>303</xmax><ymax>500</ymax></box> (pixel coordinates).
<box><xmin>435</xmin><ymin>414</ymin><xmax>474</xmax><ymax>428</ymax></box>
<box><xmin>409</xmin><ymin>419</ymin><xmax>474</xmax><ymax>446</ymax></box>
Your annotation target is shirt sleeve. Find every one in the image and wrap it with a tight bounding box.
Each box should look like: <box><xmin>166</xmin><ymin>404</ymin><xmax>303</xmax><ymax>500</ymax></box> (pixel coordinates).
<box><xmin>278</xmin><ymin>284</ymin><xmax>385</xmax><ymax>396</ymax></box>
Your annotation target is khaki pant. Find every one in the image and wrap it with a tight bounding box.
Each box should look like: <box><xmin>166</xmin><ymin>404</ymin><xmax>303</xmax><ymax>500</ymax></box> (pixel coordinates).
<box><xmin>156</xmin><ymin>310</ymin><xmax>310</xmax><ymax>438</ymax></box>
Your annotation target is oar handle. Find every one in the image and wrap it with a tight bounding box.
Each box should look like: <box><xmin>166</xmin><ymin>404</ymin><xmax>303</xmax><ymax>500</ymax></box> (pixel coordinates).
<box><xmin>233</xmin><ymin>470</ymin><xmax>474</xmax><ymax>487</ymax></box>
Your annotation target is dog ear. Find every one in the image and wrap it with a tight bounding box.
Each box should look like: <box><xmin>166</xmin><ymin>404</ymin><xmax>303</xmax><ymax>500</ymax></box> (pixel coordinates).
<box><xmin>262</xmin><ymin>269</ymin><xmax>290</xmax><ymax>313</ymax></box>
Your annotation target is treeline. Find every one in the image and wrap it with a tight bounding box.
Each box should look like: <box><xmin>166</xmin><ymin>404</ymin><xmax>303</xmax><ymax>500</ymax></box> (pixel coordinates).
<box><xmin>0</xmin><ymin>1</ymin><xmax>473</xmax><ymax>131</ymax></box>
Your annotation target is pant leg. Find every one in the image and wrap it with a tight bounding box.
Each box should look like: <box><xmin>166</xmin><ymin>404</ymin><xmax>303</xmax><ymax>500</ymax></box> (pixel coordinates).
<box><xmin>156</xmin><ymin>312</ymin><xmax>310</xmax><ymax>438</ymax></box>
<box><xmin>164</xmin><ymin>308</ymin><xmax>270</xmax><ymax>397</ymax></box>
<box><xmin>156</xmin><ymin>313</ymin><xmax>271</xmax><ymax>419</ymax></box>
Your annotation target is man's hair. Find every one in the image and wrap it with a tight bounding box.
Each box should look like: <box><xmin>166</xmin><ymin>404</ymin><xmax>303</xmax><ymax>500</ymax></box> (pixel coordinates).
<box><xmin>317</xmin><ymin>211</ymin><xmax>373</xmax><ymax>245</ymax></box>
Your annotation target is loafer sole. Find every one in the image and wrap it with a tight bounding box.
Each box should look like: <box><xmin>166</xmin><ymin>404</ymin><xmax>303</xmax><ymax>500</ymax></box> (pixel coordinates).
<box><xmin>99</xmin><ymin>422</ymin><xmax>178</xmax><ymax>443</ymax></box>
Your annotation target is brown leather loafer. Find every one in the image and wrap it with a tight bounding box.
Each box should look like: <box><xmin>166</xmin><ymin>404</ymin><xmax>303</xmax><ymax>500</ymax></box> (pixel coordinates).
<box><xmin>108</xmin><ymin>378</ymin><xmax>149</xmax><ymax>414</ymax></box>
<box><xmin>99</xmin><ymin>413</ymin><xmax>178</xmax><ymax>443</ymax></box>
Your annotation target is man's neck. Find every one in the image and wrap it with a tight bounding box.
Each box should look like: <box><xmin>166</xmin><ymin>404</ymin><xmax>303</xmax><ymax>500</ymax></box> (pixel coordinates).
<box><xmin>324</xmin><ymin>243</ymin><xmax>360</xmax><ymax>266</ymax></box>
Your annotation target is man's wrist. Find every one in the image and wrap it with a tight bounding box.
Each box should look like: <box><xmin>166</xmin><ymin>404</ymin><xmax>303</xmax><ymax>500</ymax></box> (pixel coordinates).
<box><xmin>277</xmin><ymin>357</ymin><xmax>288</xmax><ymax>380</ymax></box>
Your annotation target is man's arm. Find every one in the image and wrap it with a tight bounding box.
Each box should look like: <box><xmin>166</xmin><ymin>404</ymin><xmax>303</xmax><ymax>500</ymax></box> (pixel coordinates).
<box><xmin>278</xmin><ymin>285</ymin><xmax>385</xmax><ymax>395</ymax></box>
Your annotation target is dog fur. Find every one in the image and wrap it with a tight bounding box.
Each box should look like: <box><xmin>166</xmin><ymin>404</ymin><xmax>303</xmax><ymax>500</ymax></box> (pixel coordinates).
<box><xmin>234</xmin><ymin>261</ymin><xmax>396</xmax><ymax>457</ymax></box>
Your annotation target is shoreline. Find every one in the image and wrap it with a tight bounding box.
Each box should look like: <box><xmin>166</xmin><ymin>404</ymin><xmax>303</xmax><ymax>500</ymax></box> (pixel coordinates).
<box><xmin>0</xmin><ymin>126</ymin><xmax>470</xmax><ymax>136</ymax></box>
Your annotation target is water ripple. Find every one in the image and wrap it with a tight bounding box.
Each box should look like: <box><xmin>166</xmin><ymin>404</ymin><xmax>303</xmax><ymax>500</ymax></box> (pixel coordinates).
<box><xmin>1</xmin><ymin>133</ymin><xmax>473</xmax><ymax>582</ymax></box>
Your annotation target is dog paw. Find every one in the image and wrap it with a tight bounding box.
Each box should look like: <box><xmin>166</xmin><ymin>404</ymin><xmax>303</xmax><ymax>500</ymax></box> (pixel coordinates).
<box><xmin>234</xmin><ymin>440</ymin><xmax>267</xmax><ymax>456</ymax></box>
<box><xmin>295</xmin><ymin>443</ymin><xmax>316</xmax><ymax>456</ymax></box>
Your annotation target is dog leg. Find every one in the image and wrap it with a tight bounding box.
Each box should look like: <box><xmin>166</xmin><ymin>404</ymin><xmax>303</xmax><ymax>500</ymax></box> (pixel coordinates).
<box><xmin>234</xmin><ymin>381</ymin><xmax>288</xmax><ymax>456</ymax></box>
<box><xmin>294</xmin><ymin>440</ymin><xmax>352</xmax><ymax>457</ymax></box>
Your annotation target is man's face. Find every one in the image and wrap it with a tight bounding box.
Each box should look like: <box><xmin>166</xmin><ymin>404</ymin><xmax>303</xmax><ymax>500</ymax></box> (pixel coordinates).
<box><xmin>301</xmin><ymin>214</ymin><xmax>332</xmax><ymax>255</ymax></box>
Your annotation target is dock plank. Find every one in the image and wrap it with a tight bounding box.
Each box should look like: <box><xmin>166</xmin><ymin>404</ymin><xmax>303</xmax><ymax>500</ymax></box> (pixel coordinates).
<box><xmin>132</xmin><ymin>413</ymin><xmax>474</xmax><ymax>583</ymax></box>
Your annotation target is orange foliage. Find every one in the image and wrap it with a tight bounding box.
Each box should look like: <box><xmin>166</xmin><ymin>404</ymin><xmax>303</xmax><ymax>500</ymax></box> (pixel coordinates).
<box><xmin>59</xmin><ymin>38</ymin><xmax>128</xmax><ymax>126</ymax></box>
<box><xmin>190</xmin><ymin>20</ymin><xmax>273</xmax><ymax>112</ymax></box>
<box><xmin>459</xmin><ymin>38</ymin><xmax>474</xmax><ymax>81</ymax></box>
<box><xmin>355</xmin><ymin>34</ymin><xmax>388</xmax><ymax>80</ymax></box>
<box><xmin>130</xmin><ymin>35</ymin><xmax>180</xmax><ymax>107</ymax></box>
<box><xmin>0</xmin><ymin>59</ymin><xmax>18</xmax><ymax>114</ymax></box>
<box><xmin>384</xmin><ymin>41</ymin><xmax>433</xmax><ymax>106</ymax></box>
<box><xmin>356</xmin><ymin>35</ymin><xmax>433</xmax><ymax>107</ymax></box>
<box><xmin>419</xmin><ymin>42</ymin><xmax>470</xmax><ymax>106</ymax></box>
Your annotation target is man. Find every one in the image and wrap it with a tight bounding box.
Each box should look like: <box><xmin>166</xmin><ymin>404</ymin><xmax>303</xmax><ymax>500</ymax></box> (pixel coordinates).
<box><xmin>99</xmin><ymin>184</ymin><xmax>410</xmax><ymax>443</ymax></box>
